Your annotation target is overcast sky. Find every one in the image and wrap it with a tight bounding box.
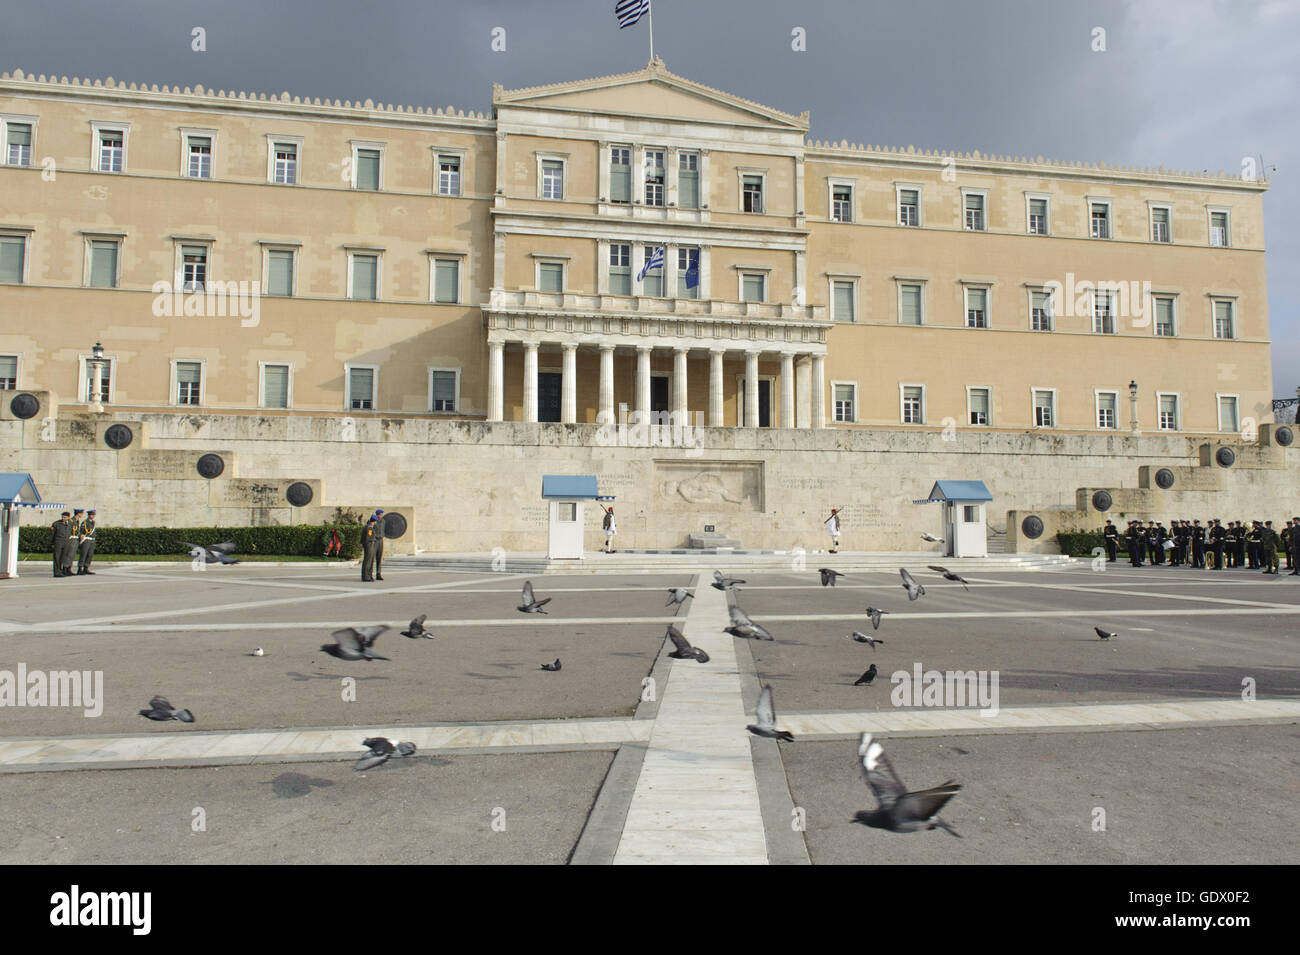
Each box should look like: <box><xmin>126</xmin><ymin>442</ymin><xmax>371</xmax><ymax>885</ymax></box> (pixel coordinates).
<box><xmin>4</xmin><ymin>0</ymin><xmax>1295</xmax><ymax>398</ymax></box>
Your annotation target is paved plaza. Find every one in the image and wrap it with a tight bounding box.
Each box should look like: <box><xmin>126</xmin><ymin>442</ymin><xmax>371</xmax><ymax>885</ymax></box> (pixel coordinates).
<box><xmin>0</xmin><ymin>558</ymin><xmax>1297</xmax><ymax>864</ymax></box>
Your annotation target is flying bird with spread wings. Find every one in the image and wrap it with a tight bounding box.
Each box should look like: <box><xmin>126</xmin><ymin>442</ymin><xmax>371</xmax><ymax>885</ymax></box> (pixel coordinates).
<box><xmin>853</xmin><ymin>733</ymin><xmax>961</xmax><ymax>836</ymax></box>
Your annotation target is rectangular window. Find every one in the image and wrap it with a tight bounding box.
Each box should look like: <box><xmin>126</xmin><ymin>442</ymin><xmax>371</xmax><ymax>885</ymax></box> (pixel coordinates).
<box><xmin>1028</xmin><ymin>197</ymin><xmax>1048</xmax><ymax>235</ymax></box>
<box><xmin>969</xmin><ymin>388</ymin><xmax>990</xmax><ymax>425</ymax></box>
<box><xmin>902</xmin><ymin>385</ymin><xmax>924</xmax><ymax>424</ymax></box>
<box><xmin>0</xmin><ymin>235</ymin><xmax>25</xmax><ymax>284</ymax></box>
<box><xmin>676</xmin><ymin>247</ymin><xmax>700</xmax><ymax>298</ymax></box>
<box><xmin>1151</xmin><ymin>206</ymin><xmax>1171</xmax><ymax>242</ymax></box>
<box><xmin>742</xmin><ymin>272</ymin><xmax>765</xmax><ymax>302</ymax></box>
<box><xmin>1219</xmin><ymin>395</ymin><xmax>1239</xmax><ymax>433</ymax></box>
<box><xmin>1159</xmin><ymin>394</ymin><xmax>1179</xmax><ymax>430</ymax></box>
<box><xmin>1090</xmin><ymin>202</ymin><xmax>1110</xmax><ymax>238</ymax></box>
<box><xmin>1031</xmin><ymin>289</ymin><xmax>1053</xmax><ymax>331</ymax></box>
<box><xmin>1097</xmin><ymin>392</ymin><xmax>1118</xmax><ymax>429</ymax></box>
<box><xmin>900</xmin><ymin>284</ymin><xmax>922</xmax><ymax>325</ymax></box>
<box><xmin>609</xmin><ymin>244</ymin><xmax>631</xmax><ymax>295</ymax></box>
<box><xmin>609</xmin><ymin>147</ymin><xmax>631</xmax><ymax>203</ymax></box>
<box><xmin>832</xmin><ymin>280</ymin><xmax>855</xmax><ymax>322</ymax></box>
<box><xmin>176</xmin><ymin>361</ymin><xmax>202</xmax><ymax>405</ymax></box>
<box><xmin>355</xmin><ymin>148</ymin><xmax>381</xmax><ymax>190</ymax></box>
<box><xmin>6</xmin><ymin>122</ymin><xmax>33</xmax><ymax>166</ymax></box>
<box><xmin>831</xmin><ymin>184</ymin><xmax>852</xmax><ymax>222</ymax></box>
<box><xmin>267</xmin><ymin>249</ymin><xmax>294</xmax><ymax>296</ymax></box>
<box><xmin>1093</xmin><ymin>291</ymin><xmax>1115</xmax><ymax>334</ymax></box>
<box><xmin>541</xmin><ymin>160</ymin><xmax>564</xmax><ymax>199</ymax></box>
<box><xmin>273</xmin><ymin>142</ymin><xmax>297</xmax><ymax>184</ymax></box>
<box><xmin>1033</xmin><ymin>389</ymin><xmax>1055</xmax><ymax>427</ymax></box>
<box><xmin>98</xmin><ymin>129</ymin><xmax>123</xmax><ymax>172</ymax></box>
<box><xmin>644</xmin><ymin>149</ymin><xmax>665</xmax><ymax>206</ymax></box>
<box><xmin>1213</xmin><ymin>300</ymin><xmax>1235</xmax><ymax>339</ymax></box>
<box><xmin>430</xmin><ymin>369</ymin><xmax>457</xmax><ymax>411</ymax></box>
<box><xmin>438</xmin><ymin>154</ymin><xmax>461</xmax><ymax>196</ymax></box>
<box><xmin>84</xmin><ymin>359</ymin><xmax>111</xmax><ymax>403</ymax></box>
<box><xmin>965</xmin><ymin>287</ymin><xmax>988</xmax><ymax>328</ymax></box>
<box><xmin>89</xmin><ymin>239</ymin><xmax>119</xmax><ymax>288</ymax></box>
<box><xmin>898</xmin><ymin>188</ymin><xmax>919</xmax><ymax>226</ymax></box>
<box><xmin>742</xmin><ymin>174</ymin><xmax>763</xmax><ymax>213</ymax></box>
<box><xmin>642</xmin><ymin>245</ymin><xmax>664</xmax><ymax>297</ymax></box>
<box><xmin>678</xmin><ymin>152</ymin><xmax>699</xmax><ymax>209</ymax></box>
<box><xmin>350</xmin><ymin>253</ymin><xmax>378</xmax><ymax>301</ymax></box>
<box><xmin>187</xmin><ymin>136</ymin><xmax>212</xmax><ymax>178</ymax></box>
<box><xmin>433</xmin><ymin>258</ymin><xmax>459</xmax><ymax>303</ymax></box>
<box><xmin>348</xmin><ymin>367</ymin><xmax>375</xmax><ymax>410</ymax></box>
<box><xmin>1154</xmin><ymin>296</ymin><xmax>1175</xmax><ymax>336</ymax></box>
<box><xmin>262</xmin><ymin>364</ymin><xmax>290</xmax><ymax>409</ymax></box>
<box><xmin>964</xmin><ymin>193</ymin><xmax>985</xmax><ymax>231</ymax></box>
<box><xmin>182</xmin><ymin>245</ymin><xmax>207</xmax><ymax>292</ymax></box>
<box><xmin>833</xmin><ymin>383</ymin><xmax>855</xmax><ymax>422</ymax></box>
<box><xmin>1210</xmin><ymin>210</ymin><xmax>1229</xmax><ymax>247</ymax></box>
<box><xmin>0</xmin><ymin>354</ymin><xmax>17</xmax><ymax>389</ymax></box>
<box><xmin>539</xmin><ymin>262</ymin><xmax>563</xmax><ymax>293</ymax></box>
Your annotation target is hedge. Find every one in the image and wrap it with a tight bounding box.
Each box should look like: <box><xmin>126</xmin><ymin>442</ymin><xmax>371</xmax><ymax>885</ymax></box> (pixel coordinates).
<box><xmin>18</xmin><ymin>524</ymin><xmax>363</xmax><ymax>559</ymax></box>
<box><xmin>1056</xmin><ymin>530</ymin><xmax>1140</xmax><ymax>558</ymax></box>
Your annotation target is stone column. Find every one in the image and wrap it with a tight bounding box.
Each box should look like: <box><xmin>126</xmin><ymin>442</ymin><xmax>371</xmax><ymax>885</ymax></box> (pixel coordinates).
<box><xmin>796</xmin><ymin>356</ymin><xmax>811</xmax><ymax>429</ymax></box>
<box><xmin>708</xmin><ymin>349</ymin><xmax>725</xmax><ymax>427</ymax></box>
<box><xmin>561</xmin><ymin>343</ymin><xmax>577</xmax><ymax>424</ymax></box>
<box><xmin>599</xmin><ymin>345</ymin><xmax>615</xmax><ymax>423</ymax></box>
<box><xmin>673</xmin><ymin>347</ymin><xmax>688</xmax><ymax>419</ymax></box>
<box><xmin>523</xmin><ymin>342</ymin><xmax>539</xmax><ymax>423</ymax></box>
<box><xmin>812</xmin><ymin>354</ymin><xmax>826</xmax><ymax>429</ymax></box>
<box><xmin>744</xmin><ymin>351</ymin><xmax>760</xmax><ymax>428</ymax></box>
<box><xmin>636</xmin><ymin>346</ymin><xmax>652</xmax><ymax>422</ymax></box>
<box><xmin>487</xmin><ymin>340</ymin><xmax>504</xmax><ymax>422</ymax></box>
<box><xmin>780</xmin><ymin>352</ymin><xmax>795</xmax><ymax>428</ymax></box>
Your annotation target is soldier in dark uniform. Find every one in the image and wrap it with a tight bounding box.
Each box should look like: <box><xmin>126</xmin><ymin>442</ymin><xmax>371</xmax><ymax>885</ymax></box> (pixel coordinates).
<box><xmin>77</xmin><ymin>509</ymin><xmax>98</xmax><ymax>574</ymax></box>
<box><xmin>1246</xmin><ymin>522</ymin><xmax>1262</xmax><ymax>569</ymax></box>
<box><xmin>1262</xmin><ymin>521</ymin><xmax>1280</xmax><ymax>575</ymax></box>
<box><xmin>1125</xmin><ymin>521</ymin><xmax>1140</xmax><ymax>566</ymax></box>
<box><xmin>1102</xmin><ymin>520</ymin><xmax>1119</xmax><ymax>562</ymax></box>
<box><xmin>1191</xmin><ymin>520</ymin><xmax>1205</xmax><ymax>568</ymax></box>
<box><xmin>361</xmin><ymin>515</ymin><xmax>378</xmax><ymax>582</ymax></box>
<box><xmin>51</xmin><ymin>511</ymin><xmax>73</xmax><ymax>578</ymax></box>
<box><xmin>372</xmin><ymin>510</ymin><xmax>385</xmax><ymax>581</ymax></box>
<box><xmin>1156</xmin><ymin>522</ymin><xmax>1169</xmax><ymax>565</ymax></box>
<box><xmin>66</xmin><ymin>508</ymin><xmax>85</xmax><ymax>576</ymax></box>
<box><xmin>1224</xmin><ymin>521</ymin><xmax>1238</xmax><ymax>568</ymax></box>
<box><xmin>1209</xmin><ymin>519</ymin><xmax>1225</xmax><ymax>570</ymax></box>
<box><xmin>1281</xmin><ymin>520</ymin><xmax>1294</xmax><ymax>571</ymax></box>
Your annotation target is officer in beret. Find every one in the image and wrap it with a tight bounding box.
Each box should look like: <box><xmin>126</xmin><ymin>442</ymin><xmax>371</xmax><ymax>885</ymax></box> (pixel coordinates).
<box><xmin>77</xmin><ymin>508</ymin><xmax>98</xmax><ymax>575</ymax></box>
<box><xmin>361</xmin><ymin>514</ymin><xmax>378</xmax><ymax>582</ymax></box>
<box><xmin>51</xmin><ymin>511</ymin><xmax>73</xmax><ymax>578</ymax></box>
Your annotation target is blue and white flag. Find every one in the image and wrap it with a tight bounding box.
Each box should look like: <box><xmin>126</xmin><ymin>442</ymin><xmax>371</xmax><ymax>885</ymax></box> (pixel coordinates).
<box><xmin>616</xmin><ymin>0</ymin><xmax>650</xmax><ymax>29</ymax></box>
<box><xmin>638</xmin><ymin>245</ymin><xmax>665</xmax><ymax>281</ymax></box>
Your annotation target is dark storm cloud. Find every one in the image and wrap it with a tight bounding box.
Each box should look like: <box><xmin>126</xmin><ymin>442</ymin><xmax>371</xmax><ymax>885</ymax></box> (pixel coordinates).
<box><xmin>3</xmin><ymin>0</ymin><xmax>1294</xmax><ymax>391</ymax></box>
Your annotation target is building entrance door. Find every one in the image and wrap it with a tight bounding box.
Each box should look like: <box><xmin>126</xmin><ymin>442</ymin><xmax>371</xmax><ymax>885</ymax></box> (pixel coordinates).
<box><xmin>538</xmin><ymin>372</ymin><xmax>562</xmax><ymax>422</ymax></box>
<box><xmin>738</xmin><ymin>378</ymin><xmax>773</xmax><ymax>427</ymax></box>
<box><xmin>651</xmin><ymin>376</ymin><xmax>669</xmax><ymax>415</ymax></box>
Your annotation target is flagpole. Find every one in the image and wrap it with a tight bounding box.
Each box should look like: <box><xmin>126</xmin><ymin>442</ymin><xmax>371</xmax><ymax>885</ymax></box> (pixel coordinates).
<box><xmin>648</xmin><ymin>1</ymin><xmax>655</xmax><ymax>61</ymax></box>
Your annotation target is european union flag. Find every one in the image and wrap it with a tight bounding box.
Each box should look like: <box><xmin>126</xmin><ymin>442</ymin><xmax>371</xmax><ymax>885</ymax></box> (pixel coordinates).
<box><xmin>685</xmin><ymin>249</ymin><xmax>699</xmax><ymax>289</ymax></box>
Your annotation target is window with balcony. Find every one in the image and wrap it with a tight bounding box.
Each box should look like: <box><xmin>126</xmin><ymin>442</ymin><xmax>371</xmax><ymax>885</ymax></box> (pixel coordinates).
<box><xmin>644</xmin><ymin>149</ymin><xmax>665</xmax><ymax>206</ymax></box>
<box><xmin>678</xmin><ymin>152</ymin><xmax>699</xmax><ymax>209</ymax></box>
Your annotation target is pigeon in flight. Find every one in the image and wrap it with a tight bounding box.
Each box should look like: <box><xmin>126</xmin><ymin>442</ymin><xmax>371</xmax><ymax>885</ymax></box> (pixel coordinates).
<box><xmin>899</xmin><ymin>569</ymin><xmax>925</xmax><ymax>601</ymax></box>
<box><xmin>139</xmin><ymin>696</ymin><xmax>194</xmax><ymax>723</ymax></box>
<box><xmin>181</xmin><ymin>540</ymin><xmax>239</xmax><ymax>564</ymax></box>
<box><xmin>353</xmin><ymin>737</ymin><xmax>417</xmax><ymax>771</ymax></box>
<box><xmin>517</xmin><ymin>581</ymin><xmax>551</xmax><ymax>614</ymax></box>
<box><xmin>864</xmin><ymin>606</ymin><xmax>889</xmax><ymax>630</ymax></box>
<box><xmin>321</xmin><ymin>625</ymin><xmax>390</xmax><ymax>661</ymax></box>
<box><xmin>855</xmin><ymin>664</ymin><xmax>878</xmax><ymax>686</ymax></box>
<box><xmin>920</xmin><ymin>533</ymin><xmax>944</xmax><ymax>543</ymax></box>
<box><xmin>746</xmin><ymin>685</ymin><xmax>794</xmax><ymax>742</ymax></box>
<box><xmin>666</xmin><ymin>588</ymin><xmax>695</xmax><ymax>607</ymax></box>
<box><xmin>819</xmin><ymin>568</ymin><xmax>845</xmax><ymax>587</ymax></box>
<box><xmin>401</xmin><ymin>614</ymin><xmax>432</xmax><ymax>639</ymax></box>
<box><xmin>666</xmin><ymin>624</ymin><xmax>710</xmax><ymax>663</ymax></box>
<box><xmin>928</xmin><ymin>565</ymin><xmax>970</xmax><ymax>591</ymax></box>
<box><xmin>848</xmin><ymin>631</ymin><xmax>884</xmax><ymax>649</ymax></box>
<box><xmin>712</xmin><ymin>570</ymin><xmax>746</xmax><ymax>592</ymax></box>
<box><xmin>725</xmin><ymin>603</ymin><xmax>774</xmax><ymax>641</ymax></box>
<box><xmin>853</xmin><ymin>733</ymin><xmax>961</xmax><ymax>837</ymax></box>
<box><xmin>539</xmin><ymin>658</ymin><xmax>562</xmax><ymax>671</ymax></box>
<box><xmin>1094</xmin><ymin>626</ymin><xmax>1118</xmax><ymax>641</ymax></box>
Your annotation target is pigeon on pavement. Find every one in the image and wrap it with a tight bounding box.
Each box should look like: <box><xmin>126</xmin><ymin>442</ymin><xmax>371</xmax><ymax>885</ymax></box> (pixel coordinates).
<box><xmin>712</xmin><ymin>571</ymin><xmax>746</xmax><ymax>592</ymax></box>
<box><xmin>819</xmin><ymin>568</ymin><xmax>845</xmax><ymax>587</ymax></box>
<box><xmin>321</xmin><ymin>625</ymin><xmax>390</xmax><ymax>661</ymax></box>
<box><xmin>848</xmin><ymin>631</ymin><xmax>884</xmax><ymax>649</ymax></box>
<box><xmin>666</xmin><ymin>625</ymin><xmax>710</xmax><ymax>663</ymax></box>
<box><xmin>725</xmin><ymin>603</ymin><xmax>774</xmax><ymax>641</ymax></box>
<box><xmin>865</xmin><ymin>606</ymin><xmax>889</xmax><ymax>630</ymax></box>
<box><xmin>900</xmin><ymin>568</ymin><xmax>925</xmax><ymax>601</ymax></box>
<box><xmin>854</xmin><ymin>664</ymin><xmax>878</xmax><ymax>686</ymax></box>
<box><xmin>928</xmin><ymin>565</ymin><xmax>970</xmax><ymax>591</ymax></box>
<box><xmin>354</xmin><ymin>737</ymin><xmax>417</xmax><ymax>771</ymax></box>
<box><xmin>139</xmin><ymin>696</ymin><xmax>195</xmax><ymax>723</ymax></box>
<box><xmin>921</xmin><ymin>533</ymin><xmax>944</xmax><ymax>543</ymax></box>
<box><xmin>1094</xmin><ymin>626</ymin><xmax>1118</xmax><ymax>641</ymax></box>
<box><xmin>746</xmin><ymin>685</ymin><xmax>794</xmax><ymax>742</ymax></box>
<box><xmin>666</xmin><ymin>588</ymin><xmax>695</xmax><ymax>607</ymax></box>
<box><xmin>853</xmin><ymin>733</ymin><xmax>961</xmax><ymax>836</ymax></box>
<box><xmin>517</xmin><ymin>581</ymin><xmax>551</xmax><ymax>614</ymax></box>
<box><xmin>401</xmin><ymin>614</ymin><xmax>433</xmax><ymax>639</ymax></box>
<box><xmin>539</xmin><ymin>658</ymin><xmax>562</xmax><ymax>671</ymax></box>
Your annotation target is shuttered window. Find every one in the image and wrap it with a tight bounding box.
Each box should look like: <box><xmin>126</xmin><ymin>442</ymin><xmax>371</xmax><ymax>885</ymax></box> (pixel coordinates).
<box><xmin>539</xmin><ymin>262</ymin><xmax>563</xmax><ymax>293</ymax></box>
<box><xmin>678</xmin><ymin>152</ymin><xmax>699</xmax><ymax>208</ymax></box>
<box><xmin>430</xmin><ymin>370</ymin><xmax>456</xmax><ymax>411</ymax></box>
<box><xmin>89</xmin><ymin>240</ymin><xmax>118</xmax><ymax>288</ymax></box>
<box><xmin>0</xmin><ymin>236</ymin><xmax>24</xmax><ymax>283</ymax></box>
<box><xmin>1159</xmin><ymin>394</ymin><xmax>1179</xmax><ymax>430</ymax></box>
<box><xmin>1154</xmin><ymin>297</ymin><xmax>1175</xmax><ymax>336</ymax></box>
<box><xmin>1213</xmin><ymin>300</ymin><xmax>1235</xmax><ymax>339</ymax></box>
<box><xmin>1219</xmin><ymin>396</ymin><xmax>1239</xmax><ymax>433</ymax></box>
<box><xmin>262</xmin><ymin>364</ymin><xmax>289</xmax><ymax>408</ymax></box>
<box><xmin>742</xmin><ymin>273</ymin><xmax>765</xmax><ymax>302</ymax></box>
<box><xmin>969</xmin><ymin>388</ymin><xmax>990</xmax><ymax>425</ymax></box>
<box><xmin>267</xmin><ymin>250</ymin><xmax>294</xmax><ymax>296</ymax></box>
<box><xmin>1031</xmin><ymin>289</ymin><xmax>1053</xmax><ymax>330</ymax></box>
<box><xmin>832</xmin><ymin>281</ymin><xmax>855</xmax><ymax>322</ymax></box>
<box><xmin>1033</xmin><ymin>390</ymin><xmax>1055</xmax><ymax>427</ymax></box>
<box><xmin>433</xmin><ymin>258</ymin><xmax>459</xmax><ymax>303</ymax></box>
<box><xmin>187</xmin><ymin>136</ymin><xmax>212</xmax><ymax>178</ymax></box>
<box><xmin>902</xmin><ymin>386</ymin><xmax>924</xmax><ymax>424</ymax></box>
<box><xmin>0</xmin><ymin>355</ymin><xmax>17</xmax><ymax>389</ymax></box>
<box><xmin>1028</xmin><ymin>197</ymin><xmax>1048</xmax><ymax>234</ymax></box>
<box><xmin>348</xmin><ymin>367</ymin><xmax>374</xmax><ymax>409</ymax></box>
<box><xmin>6</xmin><ymin>123</ymin><xmax>32</xmax><ymax>165</ymax></box>
<box><xmin>350</xmin><ymin>254</ymin><xmax>378</xmax><ymax>300</ymax></box>
<box><xmin>965</xmin><ymin>288</ymin><xmax>988</xmax><ymax>328</ymax></box>
<box><xmin>1151</xmin><ymin>206</ymin><xmax>1171</xmax><ymax>242</ymax></box>
<box><xmin>609</xmin><ymin>147</ymin><xmax>630</xmax><ymax>203</ymax></box>
<box><xmin>176</xmin><ymin>361</ymin><xmax>201</xmax><ymax>405</ymax></box>
<box><xmin>900</xmin><ymin>284</ymin><xmax>922</xmax><ymax>325</ymax></box>
<box><xmin>1097</xmin><ymin>392</ymin><xmax>1117</xmax><ymax>429</ymax></box>
<box><xmin>355</xmin><ymin>148</ymin><xmax>380</xmax><ymax>190</ymax></box>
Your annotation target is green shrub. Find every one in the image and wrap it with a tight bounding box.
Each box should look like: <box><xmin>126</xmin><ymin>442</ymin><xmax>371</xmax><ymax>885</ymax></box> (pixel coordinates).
<box><xmin>1056</xmin><ymin>530</ymin><xmax>1133</xmax><ymax>558</ymax></box>
<box><xmin>18</xmin><ymin>524</ymin><xmax>362</xmax><ymax>559</ymax></box>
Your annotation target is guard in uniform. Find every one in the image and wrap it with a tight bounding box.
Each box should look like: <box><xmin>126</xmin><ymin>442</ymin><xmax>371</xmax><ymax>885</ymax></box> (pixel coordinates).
<box><xmin>1102</xmin><ymin>520</ymin><xmax>1119</xmax><ymax>562</ymax></box>
<box><xmin>67</xmin><ymin>508</ymin><xmax>85</xmax><ymax>576</ymax></box>
<box><xmin>51</xmin><ymin>511</ymin><xmax>73</xmax><ymax>578</ymax></box>
<box><xmin>1126</xmin><ymin>521</ymin><xmax>1141</xmax><ymax>566</ymax></box>
<box><xmin>1191</xmin><ymin>521</ymin><xmax>1205</xmax><ymax>568</ymax></box>
<box><xmin>1262</xmin><ymin>521</ymin><xmax>1280</xmax><ymax>575</ymax></box>
<box><xmin>1247</xmin><ymin>522</ymin><xmax>1262</xmax><ymax>569</ymax></box>
<box><xmin>602</xmin><ymin>506</ymin><xmax>617</xmax><ymax>554</ymax></box>
<box><xmin>77</xmin><ymin>509</ymin><xmax>98</xmax><ymax>574</ymax></box>
<box><xmin>1224</xmin><ymin>521</ymin><xmax>1238</xmax><ymax>568</ymax></box>
<box><xmin>361</xmin><ymin>515</ymin><xmax>378</xmax><ymax>582</ymax></box>
<box><xmin>1281</xmin><ymin>520</ymin><xmax>1293</xmax><ymax>571</ymax></box>
<box><xmin>1209</xmin><ymin>519</ymin><xmax>1225</xmax><ymax>570</ymax></box>
<box><xmin>372</xmin><ymin>510</ymin><xmax>385</xmax><ymax>581</ymax></box>
<box><xmin>825</xmin><ymin>508</ymin><xmax>841</xmax><ymax>554</ymax></box>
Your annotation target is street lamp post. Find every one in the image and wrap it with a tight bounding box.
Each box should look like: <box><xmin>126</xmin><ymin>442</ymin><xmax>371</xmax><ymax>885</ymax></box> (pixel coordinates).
<box><xmin>1129</xmin><ymin>380</ymin><xmax>1139</xmax><ymax>434</ymax></box>
<box><xmin>88</xmin><ymin>341</ymin><xmax>107</xmax><ymax>414</ymax></box>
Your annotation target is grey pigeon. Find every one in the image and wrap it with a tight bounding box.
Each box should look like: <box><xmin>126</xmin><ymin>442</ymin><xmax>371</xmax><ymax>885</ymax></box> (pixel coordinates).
<box><xmin>665</xmin><ymin>624</ymin><xmax>709</xmax><ymax>663</ymax></box>
<box><xmin>666</xmin><ymin>588</ymin><xmax>695</xmax><ymax>606</ymax></box>
<box><xmin>865</xmin><ymin>606</ymin><xmax>889</xmax><ymax>630</ymax></box>
<box><xmin>853</xmin><ymin>733</ymin><xmax>961</xmax><ymax>836</ymax></box>
<box><xmin>321</xmin><ymin>625</ymin><xmax>390</xmax><ymax>661</ymax></box>
<box><xmin>1094</xmin><ymin>626</ymin><xmax>1118</xmax><ymax>640</ymax></box>
<box><xmin>849</xmin><ymin>630</ymin><xmax>884</xmax><ymax>649</ymax></box>
<box><xmin>354</xmin><ymin>736</ymin><xmax>417</xmax><ymax>771</ymax></box>
<box><xmin>725</xmin><ymin>603</ymin><xmax>773</xmax><ymax>641</ymax></box>
<box><xmin>855</xmin><ymin>664</ymin><xmax>878</xmax><ymax>686</ymax></box>
<box><xmin>139</xmin><ymin>696</ymin><xmax>194</xmax><ymax>722</ymax></box>
<box><xmin>181</xmin><ymin>540</ymin><xmax>240</xmax><ymax>565</ymax></box>
<box><xmin>928</xmin><ymin>565</ymin><xmax>970</xmax><ymax>591</ymax></box>
<box><xmin>900</xmin><ymin>568</ymin><xmax>925</xmax><ymax>601</ymax></box>
<box><xmin>819</xmin><ymin>568</ymin><xmax>845</xmax><ymax>587</ymax></box>
<box><xmin>712</xmin><ymin>570</ymin><xmax>746</xmax><ymax>592</ymax></box>
<box><xmin>746</xmin><ymin>685</ymin><xmax>794</xmax><ymax>742</ymax></box>
<box><xmin>921</xmin><ymin>533</ymin><xmax>944</xmax><ymax>543</ymax></box>
<box><xmin>401</xmin><ymin>614</ymin><xmax>432</xmax><ymax>639</ymax></box>
<box><xmin>518</xmin><ymin>580</ymin><xmax>551</xmax><ymax>614</ymax></box>
<box><xmin>539</xmin><ymin>658</ymin><xmax>562</xmax><ymax>671</ymax></box>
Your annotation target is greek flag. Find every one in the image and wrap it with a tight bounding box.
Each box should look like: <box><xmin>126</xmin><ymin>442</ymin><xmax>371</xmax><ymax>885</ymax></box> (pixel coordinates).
<box><xmin>638</xmin><ymin>245</ymin><xmax>665</xmax><ymax>281</ymax></box>
<box><xmin>616</xmin><ymin>0</ymin><xmax>650</xmax><ymax>28</ymax></box>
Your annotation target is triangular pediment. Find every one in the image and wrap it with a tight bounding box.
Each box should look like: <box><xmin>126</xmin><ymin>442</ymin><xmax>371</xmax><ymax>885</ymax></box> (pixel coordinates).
<box><xmin>494</xmin><ymin>60</ymin><xmax>808</xmax><ymax>130</ymax></box>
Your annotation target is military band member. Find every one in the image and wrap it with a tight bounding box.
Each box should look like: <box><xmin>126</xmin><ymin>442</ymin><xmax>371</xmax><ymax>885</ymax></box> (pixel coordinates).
<box><xmin>51</xmin><ymin>511</ymin><xmax>72</xmax><ymax>578</ymax></box>
<box><xmin>825</xmin><ymin>508</ymin><xmax>841</xmax><ymax>554</ymax></box>
<box><xmin>65</xmin><ymin>508</ymin><xmax>85</xmax><ymax>576</ymax></box>
<box><xmin>1224</xmin><ymin>521</ymin><xmax>1238</xmax><ymax>568</ymax></box>
<box><xmin>372</xmin><ymin>510</ymin><xmax>385</xmax><ymax>581</ymax></box>
<box><xmin>1209</xmin><ymin>519</ymin><xmax>1225</xmax><ymax>570</ymax></box>
<box><xmin>361</xmin><ymin>514</ymin><xmax>378</xmax><ymax>582</ymax></box>
<box><xmin>1289</xmin><ymin>517</ymin><xmax>1300</xmax><ymax>576</ymax></box>
<box><xmin>1126</xmin><ymin>521</ymin><xmax>1142</xmax><ymax>566</ymax></box>
<box><xmin>77</xmin><ymin>509</ymin><xmax>97</xmax><ymax>574</ymax></box>
<box><xmin>1281</xmin><ymin>520</ymin><xmax>1294</xmax><ymax>571</ymax></box>
<box><xmin>1102</xmin><ymin>520</ymin><xmax>1119</xmax><ymax>562</ymax></box>
<box><xmin>1191</xmin><ymin>521</ymin><xmax>1205</xmax><ymax>568</ymax></box>
<box><xmin>1247</xmin><ymin>522</ymin><xmax>1262</xmax><ymax>569</ymax></box>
